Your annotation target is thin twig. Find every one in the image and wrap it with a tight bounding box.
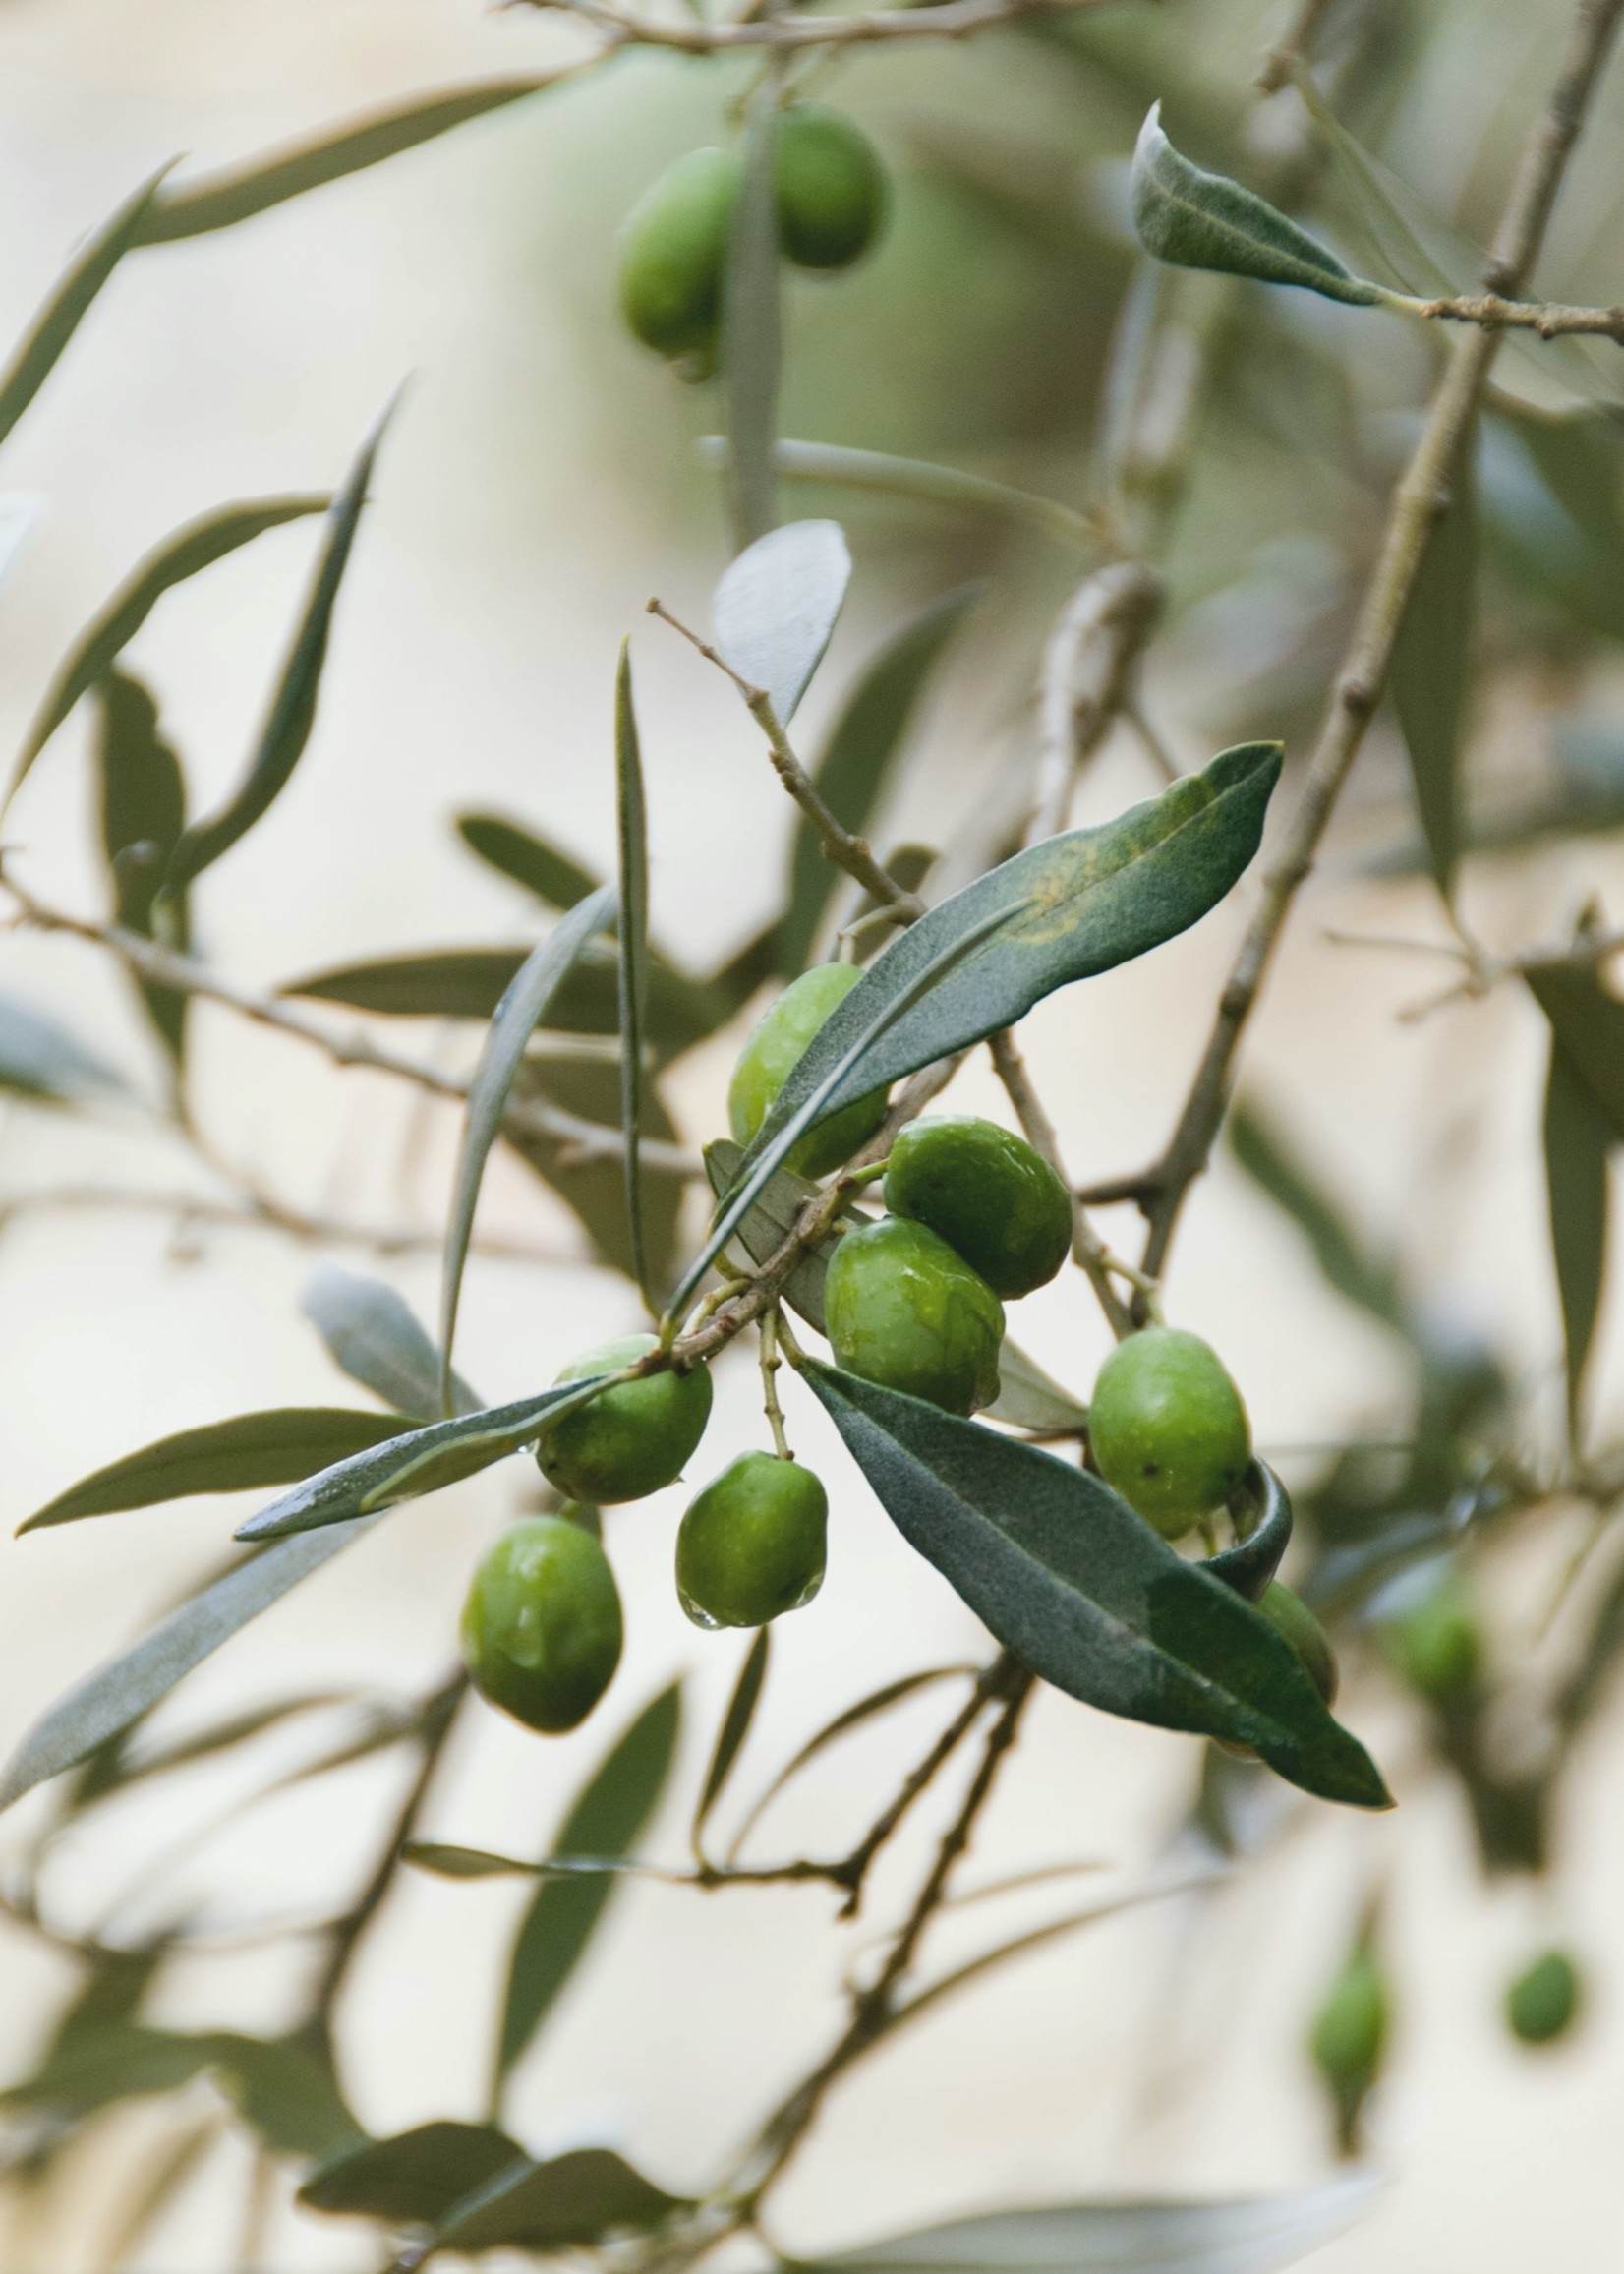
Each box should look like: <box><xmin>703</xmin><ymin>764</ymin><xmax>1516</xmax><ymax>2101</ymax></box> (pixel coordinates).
<box><xmin>987</xmin><ymin>1029</ymin><xmax>1133</xmax><ymax>1339</ymax></box>
<box><xmin>1028</xmin><ymin>563</ymin><xmax>1164</xmax><ymax>845</ymax></box>
<box><xmin>1401</xmin><ymin>289</ymin><xmax>1624</xmax><ymax>342</ymax></box>
<box><xmin>0</xmin><ymin>1182</ymin><xmax>575</xmax><ymax>1263</ymax></box>
<box><xmin>512</xmin><ymin>0</ymin><xmax>1142</xmax><ymax>52</ymax></box>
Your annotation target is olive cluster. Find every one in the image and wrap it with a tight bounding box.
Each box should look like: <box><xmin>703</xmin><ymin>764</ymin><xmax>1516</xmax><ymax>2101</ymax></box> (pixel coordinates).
<box><xmin>617</xmin><ymin>106</ymin><xmax>890</xmax><ymax>377</ymax></box>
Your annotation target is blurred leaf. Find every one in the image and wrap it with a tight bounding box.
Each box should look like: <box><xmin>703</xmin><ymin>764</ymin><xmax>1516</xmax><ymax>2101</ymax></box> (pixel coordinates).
<box><xmin>300</xmin><ymin>2121</ymin><xmax>527</xmax><ymax>2227</ymax></box>
<box><xmin>303</xmin><ymin>1266</ymin><xmax>479</xmax><ymax>1423</ymax></box>
<box><xmin>0</xmin><ymin>990</ymin><xmax>132</xmax><ymax>1106</ymax></box>
<box><xmin>693</xmin><ymin>1629</ymin><xmax>770</xmax><ymax>1856</ymax></box>
<box><xmin>496</xmin><ymin>1682</ymin><xmax>682</xmax><ymax>2093</ymax></box>
<box><xmin>212</xmin><ymin>2030</ymin><xmax>365</xmax><ymax>2163</ymax></box>
<box><xmin>435</xmin><ymin>2147</ymin><xmax>688</xmax><ymax>2254</ymax></box>
<box><xmin>8</xmin><ymin>495</ymin><xmax>329</xmax><ymax>806</ymax></box>
<box><xmin>0</xmin><ymin>166</ymin><xmax>170</xmax><ymax>455</ymax></box>
<box><xmin>99</xmin><ymin>1692</ymin><xmax>355</xmax><ymax>1791</ymax></box>
<box><xmin>1229</xmin><ymin>1095</ymin><xmax>1410</xmax><ymax>1336</ymax></box>
<box><xmin>1527</xmin><ymin>962</ymin><xmax>1624</xmax><ymax>1137</ymax></box>
<box><xmin>1481</xmin><ymin>411</ymin><xmax>1624</xmax><ymax>644</ymax></box>
<box><xmin>804</xmin><ymin>1366</ymin><xmax>1390</xmax><ymax>1810</ymax></box>
<box><xmin>723</xmin><ymin>86</ymin><xmax>783</xmax><ymax>550</ymax></box>
<box><xmin>442</xmin><ymin>886</ymin><xmax>618</xmax><ymax>1403</ymax></box>
<box><xmin>20</xmin><ymin>1409</ymin><xmax>406</xmax><ymax>1532</ymax></box>
<box><xmin>1391</xmin><ymin>426</ymin><xmax>1476</xmax><ymax>898</ymax></box>
<box><xmin>1131</xmin><ymin>105</ymin><xmax>1378</xmax><ymax>306</ymax></box>
<box><xmin>778</xmin><ymin>588</ymin><xmax>977</xmax><ymax>976</ymax></box>
<box><xmin>985</xmin><ymin>1344</ymin><xmax>1091</xmax><ymax>1433</ymax></box>
<box><xmin>810</xmin><ymin>2171</ymin><xmax>1382</xmax><ymax>2274</ymax></box>
<box><xmin>0</xmin><ymin>1519</ymin><xmax>379</xmax><ymax>1810</ymax></box>
<box><xmin>165</xmin><ymin>403</ymin><xmax>394</xmax><ymax>893</ymax></box>
<box><xmin>96</xmin><ymin>2115</ymin><xmax>218</xmax><ymax>2271</ymax></box>
<box><xmin>1555</xmin><ymin>1544</ymin><xmax>1624</xmax><ymax>1738</ymax></box>
<box><xmin>3</xmin><ymin>2026</ymin><xmax>220</xmax><ymax>2119</ymax></box>
<box><xmin>137</xmin><ymin>77</ymin><xmax>568</xmax><ymax>244</ymax></box>
<box><xmin>456</xmin><ymin>813</ymin><xmax>599</xmax><ymax>910</ymax></box>
<box><xmin>1541</xmin><ymin>1026</ymin><xmax>1611</xmax><ymax>1435</ymax></box>
<box><xmin>698</xmin><ymin>437</ymin><xmax>1095</xmax><ymax>551</ymax></box>
<box><xmin>614</xmin><ymin>646</ymin><xmax>653</xmax><ymax>1308</ymax></box>
<box><xmin>94</xmin><ymin>671</ymin><xmax>189</xmax><ymax>1063</ymax></box>
<box><xmin>506</xmin><ymin>1057</ymin><xmax>685</xmax><ymax>1290</ymax></box>
<box><xmin>714</xmin><ymin>521</ymin><xmax>851</xmax><ymax>727</ymax></box>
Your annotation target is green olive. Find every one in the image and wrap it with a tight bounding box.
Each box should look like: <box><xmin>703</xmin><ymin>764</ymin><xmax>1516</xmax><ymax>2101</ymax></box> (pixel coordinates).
<box><xmin>727</xmin><ymin>963</ymin><xmax>888</xmax><ymax>1180</ymax></box>
<box><xmin>1087</xmin><ymin>1327</ymin><xmax>1250</xmax><ymax>1540</ymax></box>
<box><xmin>676</xmin><ymin>1451</ymin><xmax>829</xmax><ymax>1629</ymax></box>
<box><xmin>824</xmin><ymin>1216</ymin><xmax>1004</xmax><ymax>1416</ymax></box>
<box><xmin>882</xmin><ymin>1116</ymin><xmax>1072</xmax><ymax>1298</ymax></box>
<box><xmin>773</xmin><ymin>105</ymin><xmax>890</xmax><ymax>272</ymax></box>
<box><xmin>617</xmin><ymin>146</ymin><xmax>741</xmax><ymax>368</ymax></box>
<box><xmin>461</xmin><ymin>1516</ymin><xmax>623</xmax><ymax>1734</ymax></box>
<box><xmin>1505</xmin><ymin>1948</ymin><xmax>1582</xmax><ymax>2046</ymax></box>
<box><xmin>1309</xmin><ymin>1944</ymin><xmax>1388</xmax><ymax>2148</ymax></box>
<box><xmin>1384</xmin><ymin>1577</ymin><xmax>1479</xmax><ymax>1702</ymax></box>
<box><xmin>535</xmin><ymin>1333</ymin><xmax>713</xmax><ymax>1504</ymax></box>
<box><xmin>1257</xmin><ymin>1581</ymin><xmax>1338</xmax><ymax>1706</ymax></box>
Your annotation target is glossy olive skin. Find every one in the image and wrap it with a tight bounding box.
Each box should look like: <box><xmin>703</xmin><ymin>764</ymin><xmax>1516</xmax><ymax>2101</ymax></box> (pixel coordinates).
<box><xmin>676</xmin><ymin>1451</ymin><xmax>829</xmax><ymax>1629</ymax></box>
<box><xmin>1087</xmin><ymin>1327</ymin><xmax>1250</xmax><ymax>1540</ymax></box>
<box><xmin>618</xmin><ymin>146</ymin><xmax>741</xmax><ymax>366</ymax></box>
<box><xmin>461</xmin><ymin>1517</ymin><xmax>623</xmax><ymax>1734</ymax></box>
<box><xmin>1384</xmin><ymin>1579</ymin><xmax>1479</xmax><ymax>1701</ymax></box>
<box><xmin>1257</xmin><ymin>1581</ymin><xmax>1338</xmax><ymax>1706</ymax></box>
<box><xmin>535</xmin><ymin>1334</ymin><xmax>713</xmax><ymax>1504</ymax></box>
<box><xmin>883</xmin><ymin>1116</ymin><xmax>1072</xmax><ymax>1299</ymax></box>
<box><xmin>1506</xmin><ymin>1949</ymin><xmax>1582</xmax><ymax>2046</ymax></box>
<box><xmin>825</xmin><ymin>1216</ymin><xmax>1004</xmax><ymax>1416</ymax></box>
<box><xmin>773</xmin><ymin>106</ymin><xmax>889</xmax><ymax>271</ymax></box>
<box><xmin>728</xmin><ymin>964</ymin><xmax>887</xmax><ymax>1180</ymax></box>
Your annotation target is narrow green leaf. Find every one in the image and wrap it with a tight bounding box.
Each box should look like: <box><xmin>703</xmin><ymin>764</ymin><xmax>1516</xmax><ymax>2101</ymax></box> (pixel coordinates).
<box><xmin>778</xmin><ymin>587</ymin><xmax>977</xmax><ymax>976</ymax></box>
<box><xmin>435</xmin><ymin>2147</ymin><xmax>688</xmax><ymax>2255</ymax></box>
<box><xmin>981</xmin><ymin>1343</ymin><xmax>1091</xmax><ymax>1434</ymax></box>
<box><xmin>300</xmin><ymin>2122</ymin><xmax>529</xmax><ymax>2226</ymax></box>
<box><xmin>1392</xmin><ymin>426</ymin><xmax>1477</xmax><ymax>897</ymax></box>
<box><xmin>94</xmin><ymin>671</ymin><xmax>190</xmax><ymax>1064</ymax></box>
<box><xmin>441</xmin><ymin>887</ymin><xmax>618</xmax><ymax>1407</ymax></box>
<box><xmin>693</xmin><ymin>1628</ymin><xmax>770</xmax><ymax>1856</ymax></box>
<box><xmin>2</xmin><ymin>2024</ymin><xmax>222</xmax><ymax>2117</ymax></box>
<box><xmin>804</xmin><ymin>1365</ymin><xmax>1391</xmax><ymax>1810</ymax></box>
<box><xmin>100</xmin><ymin>1691</ymin><xmax>354</xmax><ymax>1790</ymax></box>
<box><xmin>0</xmin><ymin>990</ymin><xmax>132</xmax><ymax>1106</ymax></box>
<box><xmin>1527</xmin><ymin>962</ymin><xmax>1624</xmax><ymax>1138</ymax></box>
<box><xmin>722</xmin><ymin>83</ymin><xmax>783</xmax><ymax>550</ymax></box>
<box><xmin>714</xmin><ymin>519</ymin><xmax>851</xmax><ymax>726</ymax></box>
<box><xmin>696</xmin><ymin>437</ymin><xmax>1096</xmax><ymax>551</ymax></box>
<box><xmin>212</xmin><ymin>2031</ymin><xmax>366</xmax><ymax>2163</ymax></box>
<box><xmin>1542</xmin><ymin>1032</ymin><xmax>1610</xmax><ymax>1437</ymax></box>
<box><xmin>0</xmin><ymin>166</ymin><xmax>172</xmax><ymax>455</ymax></box>
<box><xmin>20</xmin><ymin>1409</ymin><xmax>405</xmax><ymax>1533</ymax></box>
<box><xmin>137</xmin><ymin>76</ymin><xmax>569</xmax><ymax>244</ymax></box>
<box><xmin>456</xmin><ymin>812</ymin><xmax>600</xmax><ymax>910</ymax></box>
<box><xmin>165</xmin><ymin>403</ymin><xmax>395</xmax><ymax>893</ymax></box>
<box><xmin>613</xmin><ymin>647</ymin><xmax>653</xmax><ymax>1311</ymax></box>
<box><xmin>1228</xmin><ymin>1096</ymin><xmax>1411</xmax><ymax>1337</ymax></box>
<box><xmin>747</xmin><ymin>741</ymin><xmax>1282</xmax><ymax>1167</ymax></box>
<box><xmin>303</xmin><ymin>1265</ymin><xmax>479</xmax><ymax>1422</ymax></box>
<box><xmin>7</xmin><ymin>495</ymin><xmax>329</xmax><ymax>809</ymax></box>
<box><xmin>0</xmin><ymin>1519</ymin><xmax>379</xmax><ymax>1811</ymax></box>
<box><xmin>1131</xmin><ymin>104</ymin><xmax>1379</xmax><ymax>307</ymax></box>
<box><xmin>496</xmin><ymin>1682</ymin><xmax>682</xmax><ymax>2093</ymax></box>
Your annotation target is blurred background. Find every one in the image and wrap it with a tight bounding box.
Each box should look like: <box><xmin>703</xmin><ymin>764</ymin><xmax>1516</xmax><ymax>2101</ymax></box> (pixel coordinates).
<box><xmin>1</xmin><ymin>0</ymin><xmax>1623</xmax><ymax>2265</ymax></box>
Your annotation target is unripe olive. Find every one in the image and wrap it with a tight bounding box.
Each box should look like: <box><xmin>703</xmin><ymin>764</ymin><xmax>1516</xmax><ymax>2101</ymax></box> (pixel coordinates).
<box><xmin>618</xmin><ymin>146</ymin><xmax>741</xmax><ymax>368</ymax></box>
<box><xmin>1257</xmin><ymin>1580</ymin><xmax>1339</xmax><ymax>1705</ymax></box>
<box><xmin>535</xmin><ymin>1334</ymin><xmax>712</xmax><ymax>1505</ymax></box>
<box><xmin>1385</xmin><ymin>1577</ymin><xmax>1479</xmax><ymax>1702</ymax></box>
<box><xmin>1310</xmin><ymin>1945</ymin><xmax>1388</xmax><ymax>2144</ymax></box>
<box><xmin>1087</xmin><ymin>1327</ymin><xmax>1250</xmax><ymax>1540</ymax></box>
<box><xmin>825</xmin><ymin>1216</ymin><xmax>1004</xmax><ymax>1416</ymax></box>
<box><xmin>882</xmin><ymin>1116</ymin><xmax>1072</xmax><ymax>1299</ymax></box>
<box><xmin>461</xmin><ymin>1517</ymin><xmax>622</xmax><ymax>1734</ymax></box>
<box><xmin>728</xmin><ymin>964</ymin><xmax>888</xmax><ymax>1181</ymax></box>
<box><xmin>773</xmin><ymin>105</ymin><xmax>889</xmax><ymax>272</ymax></box>
<box><xmin>1506</xmin><ymin>1948</ymin><xmax>1582</xmax><ymax>2046</ymax></box>
<box><xmin>676</xmin><ymin>1451</ymin><xmax>828</xmax><ymax>1629</ymax></box>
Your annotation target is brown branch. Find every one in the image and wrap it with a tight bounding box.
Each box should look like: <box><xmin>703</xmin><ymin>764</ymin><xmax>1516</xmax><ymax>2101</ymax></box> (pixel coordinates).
<box><xmin>1028</xmin><ymin>563</ymin><xmax>1165</xmax><ymax>844</ymax></box>
<box><xmin>1406</xmin><ymin>290</ymin><xmax>1624</xmax><ymax>343</ymax></box>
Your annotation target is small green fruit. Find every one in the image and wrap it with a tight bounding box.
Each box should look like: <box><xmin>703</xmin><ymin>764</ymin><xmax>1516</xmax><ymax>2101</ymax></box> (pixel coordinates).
<box><xmin>1087</xmin><ymin>1326</ymin><xmax>1250</xmax><ymax>1539</ymax></box>
<box><xmin>773</xmin><ymin>105</ymin><xmax>890</xmax><ymax>272</ymax></box>
<box><xmin>1258</xmin><ymin>1581</ymin><xmax>1338</xmax><ymax>1705</ymax></box>
<box><xmin>1310</xmin><ymin>1942</ymin><xmax>1388</xmax><ymax>2153</ymax></box>
<box><xmin>1506</xmin><ymin>1948</ymin><xmax>1581</xmax><ymax>2046</ymax></box>
<box><xmin>535</xmin><ymin>1334</ymin><xmax>713</xmax><ymax>1504</ymax></box>
<box><xmin>676</xmin><ymin>1451</ymin><xmax>829</xmax><ymax>1629</ymax></box>
<box><xmin>825</xmin><ymin>1216</ymin><xmax>1004</xmax><ymax>1416</ymax></box>
<box><xmin>728</xmin><ymin>963</ymin><xmax>888</xmax><ymax>1180</ymax></box>
<box><xmin>883</xmin><ymin>1115</ymin><xmax>1072</xmax><ymax>1299</ymax></box>
<box><xmin>1385</xmin><ymin>1577</ymin><xmax>1479</xmax><ymax>1702</ymax></box>
<box><xmin>461</xmin><ymin>1517</ymin><xmax>623</xmax><ymax>1734</ymax></box>
<box><xmin>618</xmin><ymin>146</ymin><xmax>741</xmax><ymax>367</ymax></box>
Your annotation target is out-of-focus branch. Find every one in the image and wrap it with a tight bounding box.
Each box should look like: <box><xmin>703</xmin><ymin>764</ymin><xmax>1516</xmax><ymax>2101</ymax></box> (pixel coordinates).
<box><xmin>512</xmin><ymin>0</ymin><xmax>1151</xmax><ymax>54</ymax></box>
<box><xmin>1028</xmin><ymin>563</ymin><xmax>1165</xmax><ymax>846</ymax></box>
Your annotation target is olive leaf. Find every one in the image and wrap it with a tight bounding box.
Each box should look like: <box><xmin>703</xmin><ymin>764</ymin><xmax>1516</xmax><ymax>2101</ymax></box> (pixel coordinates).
<box><xmin>94</xmin><ymin>671</ymin><xmax>190</xmax><ymax>1065</ymax></box>
<box><xmin>7</xmin><ymin>494</ymin><xmax>330</xmax><ymax>810</ymax></box>
<box><xmin>431</xmin><ymin>2147</ymin><xmax>689</xmax><ymax>2255</ymax></box>
<box><xmin>507</xmin><ymin>1057</ymin><xmax>686</xmax><ymax>1289</ymax></box>
<box><xmin>440</xmin><ymin>884</ymin><xmax>618</xmax><ymax>1406</ymax></box>
<box><xmin>714</xmin><ymin>520</ymin><xmax>851</xmax><ymax>726</ymax></box>
<box><xmin>456</xmin><ymin>812</ymin><xmax>600</xmax><ymax>910</ymax></box>
<box><xmin>692</xmin><ymin>1628</ymin><xmax>770</xmax><ymax>1856</ymax></box>
<box><xmin>1228</xmin><ymin>1096</ymin><xmax>1412</xmax><ymax>1338</ymax></box>
<box><xmin>304</xmin><ymin>1265</ymin><xmax>479</xmax><ymax>1421</ymax></box>
<box><xmin>0</xmin><ymin>990</ymin><xmax>133</xmax><ymax>1107</ymax></box>
<box><xmin>1526</xmin><ymin>961</ymin><xmax>1624</xmax><ymax>1137</ymax></box>
<box><xmin>803</xmin><ymin>1365</ymin><xmax>1391</xmax><ymax>1810</ymax></box>
<box><xmin>165</xmin><ymin>399</ymin><xmax>397</xmax><ymax>894</ymax></box>
<box><xmin>697</xmin><ymin>436</ymin><xmax>1095</xmax><ymax>551</ymax></box>
<box><xmin>1542</xmin><ymin>1039</ymin><xmax>1609</xmax><ymax>1441</ymax></box>
<box><xmin>1131</xmin><ymin>105</ymin><xmax>1380</xmax><ymax>307</ymax></box>
<box><xmin>213</xmin><ymin>2031</ymin><xmax>366</xmax><ymax>2163</ymax></box>
<box><xmin>1392</xmin><ymin>426</ymin><xmax>1478</xmax><ymax>897</ymax></box>
<box><xmin>495</xmin><ymin>1682</ymin><xmax>682</xmax><ymax>2097</ymax></box>
<box><xmin>301</xmin><ymin>2122</ymin><xmax>530</xmax><ymax>2227</ymax></box>
<box><xmin>18</xmin><ymin>1408</ymin><xmax>407</xmax><ymax>1533</ymax></box>
<box><xmin>722</xmin><ymin>83</ymin><xmax>783</xmax><ymax>551</ymax></box>
<box><xmin>744</xmin><ymin>741</ymin><xmax>1281</xmax><ymax>1164</ymax></box>
<box><xmin>614</xmin><ymin>646</ymin><xmax>655</xmax><ymax>1309</ymax></box>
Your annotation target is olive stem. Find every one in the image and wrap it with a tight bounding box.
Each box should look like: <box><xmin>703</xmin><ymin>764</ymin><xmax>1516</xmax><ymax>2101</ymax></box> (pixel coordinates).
<box><xmin>759</xmin><ymin>1310</ymin><xmax>793</xmax><ymax>1461</ymax></box>
<box><xmin>986</xmin><ymin>1028</ymin><xmax>1133</xmax><ymax>1340</ymax></box>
